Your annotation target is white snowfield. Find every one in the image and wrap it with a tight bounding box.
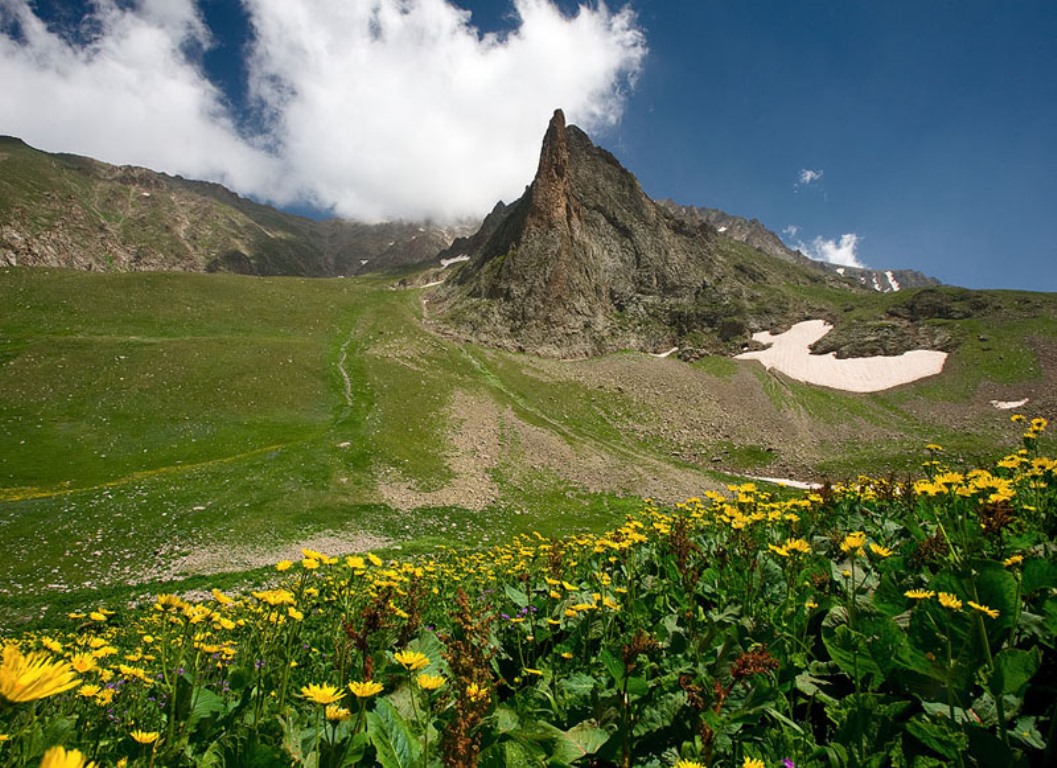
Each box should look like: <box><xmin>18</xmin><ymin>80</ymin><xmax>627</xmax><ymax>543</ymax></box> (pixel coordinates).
<box><xmin>735</xmin><ymin>319</ymin><xmax>948</xmax><ymax>393</ymax></box>
<box><xmin>991</xmin><ymin>398</ymin><xmax>1029</xmax><ymax>410</ymax></box>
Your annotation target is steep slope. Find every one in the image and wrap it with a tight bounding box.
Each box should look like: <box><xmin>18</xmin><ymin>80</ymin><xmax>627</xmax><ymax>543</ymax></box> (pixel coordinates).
<box><xmin>0</xmin><ymin>136</ymin><xmax>474</xmax><ymax>276</ymax></box>
<box><xmin>431</xmin><ymin>110</ymin><xmax>873</xmax><ymax>358</ymax></box>
<box><xmin>658</xmin><ymin>200</ymin><xmax>940</xmax><ymax>293</ymax></box>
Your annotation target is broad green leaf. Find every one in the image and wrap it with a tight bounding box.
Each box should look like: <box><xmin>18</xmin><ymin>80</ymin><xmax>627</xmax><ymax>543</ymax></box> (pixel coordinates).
<box><xmin>972</xmin><ymin>560</ymin><xmax>1019</xmax><ymax>633</ymax></box>
<box><xmin>367</xmin><ymin>699</ymin><xmax>421</xmax><ymax>768</ymax></box>
<box><xmin>823</xmin><ymin>624</ymin><xmax>888</xmax><ymax>689</ymax></box>
<box><xmin>988</xmin><ymin>648</ymin><xmax>1040</xmax><ymax>697</ymax></box>
<box><xmin>187</xmin><ymin>686</ymin><xmax>227</xmax><ymax>730</ymax></box>
<box><xmin>1010</xmin><ymin>716</ymin><xmax>1046</xmax><ymax>750</ymax></box>
<box><xmin>900</xmin><ymin>714</ymin><xmax>968</xmax><ymax>764</ymax></box>
<box><xmin>548</xmin><ymin>720</ymin><xmax>612</xmax><ymax>766</ymax></box>
<box><xmin>504</xmin><ymin>583</ymin><xmax>529</xmax><ymax>608</ymax></box>
<box><xmin>625</xmin><ymin>675</ymin><xmax>649</xmax><ymax>697</ymax></box>
<box><xmin>1022</xmin><ymin>558</ymin><xmax>1057</xmax><ymax>594</ymax></box>
<box><xmin>599</xmin><ymin>648</ymin><xmax>624</xmax><ymax>686</ymax></box>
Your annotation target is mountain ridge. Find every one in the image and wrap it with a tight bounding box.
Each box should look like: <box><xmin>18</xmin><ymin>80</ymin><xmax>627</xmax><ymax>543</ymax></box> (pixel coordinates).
<box><xmin>0</xmin><ymin>135</ymin><xmax>477</xmax><ymax>277</ymax></box>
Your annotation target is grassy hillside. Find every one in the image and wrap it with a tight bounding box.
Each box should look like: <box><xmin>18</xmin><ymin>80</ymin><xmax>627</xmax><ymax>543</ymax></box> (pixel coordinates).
<box><xmin>1</xmin><ymin>268</ymin><xmax>1055</xmax><ymax>627</ymax></box>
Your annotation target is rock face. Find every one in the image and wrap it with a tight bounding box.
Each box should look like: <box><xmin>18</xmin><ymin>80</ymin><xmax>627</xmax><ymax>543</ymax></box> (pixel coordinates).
<box><xmin>432</xmin><ymin>110</ymin><xmax>852</xmax><ymax>358</ymax></box>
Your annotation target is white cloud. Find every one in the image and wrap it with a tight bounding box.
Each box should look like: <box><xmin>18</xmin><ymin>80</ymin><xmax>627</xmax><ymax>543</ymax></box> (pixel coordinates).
<box><xmin>798</xmin><ymin>233</ymin><xmax>865</xmax><ymax>268</ymax></box>
<box><xmin>0</xmin><ymin>0</ymin><xmax>646</xmax><ymax>221</ymax></box>
<box><xmin>782</xmin><ymin>224</ymin><xmax>799</xmax><ymax>237</ymax></box>
<box><xmin>798</xmin><ymin>168</ymin><xmax>823</xmax><ymax>185</ymax></box>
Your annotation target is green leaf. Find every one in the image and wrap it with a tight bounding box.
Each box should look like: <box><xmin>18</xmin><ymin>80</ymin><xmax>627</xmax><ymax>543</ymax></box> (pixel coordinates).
<box><xmin>504</xmin><ymin>583</ymin><xmax>529</xmax><ymax>608</ymax></box>
<box><xmin>988</xmin><ymin>648</ymin><xmax>1040</xmax><ymax>697</ymax></box>
<box><xmin>972</xmin><ymin>560</ymin><xmax>1019</xmax><ymax>633</ymax></box>
<box><xmin>367</xmin><ymin>699</ymin><xmax>421</xmax><ymax>768</ymax></box>
<box><xmin>1022</xmin><ymin>558</ymin><xmax>1057</xmax><ymax>594</ymax></box>
<box><xmin>904</xmin><ymin>714</ymin><xmax>968</xmax><ymax>764</ymax></box>
<box><xmin>547</xmin><ymin>720</ymin><xmax>612</xmax><ymax>766</ymax></box>
<box><xmin>599</xmin><ymin>648</ymin><xmax>624</xmax><ymax>686</ymax></box>
<box><xmin>823</xmin><ymin>624</ymin><xmax>889</xmax><ymax>689</ymax></box>
<box><xmin>625</xmin><ymin>676</ymin><xmax>649</xmax><ymax>697</ymax></box>
<box><xmin>1010</xmin><ymin>716</ymin><xmax>1046</xmax><ymax>750</ymax></box>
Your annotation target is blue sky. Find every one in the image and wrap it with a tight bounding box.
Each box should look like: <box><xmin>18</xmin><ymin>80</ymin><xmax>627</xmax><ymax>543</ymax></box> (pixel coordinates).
<box><xmin>2</xmin><ymin>1</ymin><xmax>1055</xmax><ymax>291</ymax></box>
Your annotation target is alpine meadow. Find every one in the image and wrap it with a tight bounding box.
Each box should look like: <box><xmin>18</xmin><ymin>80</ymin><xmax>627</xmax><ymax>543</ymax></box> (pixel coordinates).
<box><xmin>3</xmin><ymin>18</ymin><xmax>1057</xmax><ymax>768</ymax></box>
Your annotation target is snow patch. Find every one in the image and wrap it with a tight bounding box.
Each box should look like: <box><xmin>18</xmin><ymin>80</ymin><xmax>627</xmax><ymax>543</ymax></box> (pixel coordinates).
<box><xmin>441</xmin><ymin>255</ymin><xmax>470</xmax><ymax>268</ymax></box>
<box><xmin>836</xmin><ymin>267</ymin><xmax>845</xmax><ymax>275</ymax></box>
<box><xmin>885</xmin><ymin>270</ymin><xmax>900</xmax><ymax>292</ymax></box>
<box><xmin>735</xmin><ymin>319</ymin><xmax>947</xmax><ymax>393</ymax></box>
<box><xmin>747</xmin><ymin>476</ymin><xmax>822</xmax><ymax>490</ymax></box>
<box><xmin>717</xmin><ymin>226</ymin><xmax>728</xmax><ymax>233</ymax></box>
<box><xmin>649</xmin><ymin>347</ymin><xmax>679</xmax><ymax>358</ymax></box>
<box><xmin>990</xmin><ymin>398</ymin><xmax>1029</xmax><ymax>410</ymax></box>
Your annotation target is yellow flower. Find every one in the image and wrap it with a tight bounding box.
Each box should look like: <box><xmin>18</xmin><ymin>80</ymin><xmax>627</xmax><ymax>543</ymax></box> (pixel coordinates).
<box><xmin>938</xmin><ymin>592</ymin><xmax>963</xmax><ymax>611</ymax></box>
<box><xmin>1003</xmin><ymin>554</ymin><xmax>1023</xmax><ymax>568</ymax></box>
<box><xmin>326</xmin><ymin>705</ymin><xmax>352</xmax><ymax>721</ymax></box>
<box><xmin>346</xmin><ymin>556</ymin><xmax>366</xmax><ymax>570</ymax></box>
<box><xmin>674</xmin><ymin>761</ymin><xmax>705</xmax><ymax>768</ymax></box>
<box><xmin>416</xmin><ymin>673</ymin><xmax>446</xmax><ymax>691</ymax></box>
<box><xmin>743</xmin><ymin>759</ymin><xmax>765</xmax><ymax>768</ymax></box>
<box><xmin>869</xmin><ymin>543</ymin><xmax>893</xmax><ymax>558</ymax></box>
<box><xmin>367</xmin><ymin>553</ymin><xmax>383</xmax><ymax>567</ymax></box>
<box><xmin>0</xmin><ymin>645</ymin><xmax>80</xmax><ymax>703</ymax></box>
<box><xmin>394</xmin><ymin>650</ymin><xmax>430</xmax><ymax>671</ymax></box>
<box><xmin>211</xmin><ymin>589</ymin><xmax>234</xmax><ymax>605</ymax></box>
<box><xmin>69</xmin><ymin>654</ymin><xmax>97</xmax><ymax>674</ymax></box>
<box><xmin>302</xmin><ymin>558</ymin><xmax>320</xmax><ymax>570</ymax></box>
<box><xmin>77</xmin><ymin>684</ymin><xmax>101</xmax><ymax>698</ymax></box>
<box><xmin>348</xmin><ymin>680</ymin><xmax>384</xmax><ymax>698</ymax></box>
<box><xmin>129</xmin><ymin>730</ymin><xmax>159</xmax><ymax>745</ymax></box>
<box><xmin>524</xmin><ymin>668</ymin><xmax>544</xmax><ymax>676</ymax></box>
<box><xmin>276</xmin><ymin>560</ymin><xmax>293</xmax><ymax>572</ymax></box>
<box><xmin>252</xmin><ymin>589</ymin><xmax>296</xmax><ymax>606</ymax></box>
<box><xmin>968</xmin><ymin>601</ymin><xmax>1000</xmax><ymax>619</ymax></box>
<box><xmin>840</xmin><ymin>531</ymin><xmax>867</xmax><ymax>556</ymax></box>
<box><xmin>1010</xmin><ymin>414</ymin><xmax>1026</xmax><ymax>423</ymax></box>
<box><xmin>300</xmin><ymin>683</ymin><xmax>344</xmax><ymax>705</ymax></box>
<box><xmin>905</xmin><ymin>589</ymin><xmax>935</xmax><ymax>600</ymax></box>
<box><xmin>465</xmin><ymin>682</ymin><xmax>489</xmax><ymax>702</ymax></box>
<box><xmin>39</xmin><ymin>746</ymin><xmax>96</xmax><ymax>768</ymax></box>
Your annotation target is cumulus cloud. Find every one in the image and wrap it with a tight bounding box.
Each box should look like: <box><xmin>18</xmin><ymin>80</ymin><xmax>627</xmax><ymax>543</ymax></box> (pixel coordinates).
<box><xmin>0</xmin><ymin>0</ymin><xmax>646</xmax><ymax>221</ymax></box>
<box><xmin>782</xmin><ymin>224</ymin><xmax>799</xmax><ymax>238</ymax></box>
<box><xmin>797</xmin><ymin>233</ymin><xmax>866</xmax><ymax>268</ymax></box>
<box><xmin>798</xmin><ymin>168</ymin><xmax>823</xmax><ymax>185</ymax></box>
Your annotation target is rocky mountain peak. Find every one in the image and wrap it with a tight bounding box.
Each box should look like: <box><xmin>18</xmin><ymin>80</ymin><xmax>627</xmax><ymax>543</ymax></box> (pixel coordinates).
<box><xmin>527</xmin><ymin>109</ymin><xmax>576</xmax><ymax>230</ymax></box>
<box><xmin>431</xmin><ymin>110</ymin><xmax>856</xmax><ymax>358</ymax></box>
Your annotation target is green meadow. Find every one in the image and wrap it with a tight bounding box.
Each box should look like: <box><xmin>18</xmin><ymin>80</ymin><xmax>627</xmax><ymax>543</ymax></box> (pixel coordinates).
<box><xmin>1</xmin><ymin>268</ymin><xmax>1054</xmax><ymax>629</ymax></box>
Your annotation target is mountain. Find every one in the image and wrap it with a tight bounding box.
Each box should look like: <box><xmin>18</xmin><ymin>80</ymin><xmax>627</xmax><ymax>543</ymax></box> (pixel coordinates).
<box><xmin>429</xmin><ymin>110</ymin><xmax>938</xmax><ymax>359</ymax></box>
<box><xmin>656</xmin><ymin>200</ymin><xmax>940</xmax><ymax>293</ymax></box>
<box><xmin>0</xmin><ymin>136</ymin><xmax>476</xmax><ymax>276</ymax></box>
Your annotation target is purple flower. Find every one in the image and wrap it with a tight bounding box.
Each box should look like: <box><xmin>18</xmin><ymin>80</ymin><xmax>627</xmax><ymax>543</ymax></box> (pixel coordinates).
<box><xmin>784</xmin><ymin>759</ymin><xmax>796</xmax><ymax>768</ymax></box>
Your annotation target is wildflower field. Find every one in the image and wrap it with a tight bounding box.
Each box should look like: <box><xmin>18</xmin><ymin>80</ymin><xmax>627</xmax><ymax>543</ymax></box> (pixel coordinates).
<box><xmin>2</xmin><ymin>418</ymin><xmax>1055</xmax><ymax>768</ymax></box>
